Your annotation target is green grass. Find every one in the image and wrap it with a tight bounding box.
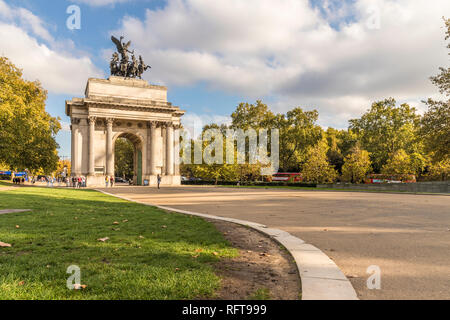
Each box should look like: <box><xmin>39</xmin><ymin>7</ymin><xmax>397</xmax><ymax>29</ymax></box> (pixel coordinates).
<box><xmin>0</xmin><ymin>180</ymin><xmax>12</xmax><ymax>187</ymax></box>
<box><xmin>0</xmin><ymin>187</ymin><xmax>237</xmax><ymax>300</ymax></box>
<box><xmin>248</xmin><ymin>288</ymin><xmax>271</xmax><ymax>300</ymax></box>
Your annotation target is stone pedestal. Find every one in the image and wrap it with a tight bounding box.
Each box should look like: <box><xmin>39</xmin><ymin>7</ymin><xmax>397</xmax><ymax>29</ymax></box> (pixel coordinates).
<box><xmin>66</xmin><ymin>77</ymin><xmax>185</xmax><ymax>188</ymax></box>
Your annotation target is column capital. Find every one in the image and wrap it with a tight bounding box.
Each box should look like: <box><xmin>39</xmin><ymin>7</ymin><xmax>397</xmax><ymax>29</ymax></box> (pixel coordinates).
<box><xmin>88</xmin><ymin>116</ymin><xmax>97</xmax><ymax>124</ymax></box>
<box><xmin>147</xmin><ymin>121</ymin><xmax>157</xmax><ymax>129</ymax></box>
<box><xmin>106</xmin><ymin>118</ymin><xmax>114</xmax><ymax>126</ymax></box>
<box><xmin>163</xmin><ymin>121</ymin><xmax>174</xmax><ymax>129</ymax></box>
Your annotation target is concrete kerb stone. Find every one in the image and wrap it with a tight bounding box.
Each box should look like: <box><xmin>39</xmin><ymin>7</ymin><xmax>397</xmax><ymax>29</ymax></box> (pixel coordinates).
<box><xmin>0</xmin><ymin>209</ymin><xmax>32</xmax><ymax>215</ymax></box>
<box><xmin>95</xmin><ymin>189</ymin><xmax>359</xmax><ymax>300</ymax></box>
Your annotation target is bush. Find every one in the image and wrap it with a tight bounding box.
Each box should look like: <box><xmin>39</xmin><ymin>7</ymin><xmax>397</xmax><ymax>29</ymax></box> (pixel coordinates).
<box><xmin>181</xmin><ymin>180</ymin><xmax>317</xmax><ymax>188</ymax></box>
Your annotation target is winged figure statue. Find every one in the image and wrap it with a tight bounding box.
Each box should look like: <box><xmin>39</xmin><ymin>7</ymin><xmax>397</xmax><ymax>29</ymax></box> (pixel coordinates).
<box><xmin>110</xmin><ymin>36</ymin><xmax>150</xmax><ymax>78</ymax></box>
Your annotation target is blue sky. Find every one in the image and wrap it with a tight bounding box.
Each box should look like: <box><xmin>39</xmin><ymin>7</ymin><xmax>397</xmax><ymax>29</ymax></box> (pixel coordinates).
<box><xmin>0</xmin><ymin>0</ymin><xmax>448</xmax><ymax>158</ymax></box>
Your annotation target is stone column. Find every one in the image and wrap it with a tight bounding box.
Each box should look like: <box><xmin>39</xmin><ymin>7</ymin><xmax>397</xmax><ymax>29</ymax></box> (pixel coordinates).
<box><xmin>71</xmin><ymin>118</ymin><xmax>80</xmax><ymax>176</ymax></box>
<box><xmin>174</xmin><ymin>124</ymin><xmax>180</xmax><ymax>176</ymax></box>
<box><xmin>166</xmin><ymin>123</ymin><xmax>174</xmax><ymax>176</ymax></box>
<box><xmin>105</xmin><ymin>118</ymin><xmax>114</xmax><ymax>176</ymax></box>
<box><xmin>88</xmin><ymin>116</ymin><xmax>96</xmax><ymax>176</ymax></box>
<box><xmin>149</xmin><ymin>121</ymin><xmax>158</xmax><ymax>175</ymax></box>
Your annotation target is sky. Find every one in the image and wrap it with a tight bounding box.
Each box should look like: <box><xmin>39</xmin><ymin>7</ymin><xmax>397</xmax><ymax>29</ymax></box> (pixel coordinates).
<box><xmin>0</xmin><ymin>0</ymin><xmax>448</xmax><ymax>158</ymax></box>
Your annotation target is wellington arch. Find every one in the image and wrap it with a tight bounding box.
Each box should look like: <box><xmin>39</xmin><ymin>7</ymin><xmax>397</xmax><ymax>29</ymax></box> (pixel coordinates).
<box><xmin>65</xmin><ymin>76</ymin><xmax>185</xmax><ymax>187</ymax></box>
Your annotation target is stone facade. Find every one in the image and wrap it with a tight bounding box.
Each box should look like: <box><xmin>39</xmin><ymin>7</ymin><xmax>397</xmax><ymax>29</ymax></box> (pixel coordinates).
<box><xmin>65</xmin><ymin>76</ymin><xmax>185</xmax><ymax>187</ymax></box>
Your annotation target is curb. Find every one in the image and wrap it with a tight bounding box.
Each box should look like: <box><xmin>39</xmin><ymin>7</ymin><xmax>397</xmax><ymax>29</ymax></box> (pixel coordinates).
<box><xmin>95</xmin><ymin>189</ymin><xmax>359</xmax><ymax>300</ymax></box>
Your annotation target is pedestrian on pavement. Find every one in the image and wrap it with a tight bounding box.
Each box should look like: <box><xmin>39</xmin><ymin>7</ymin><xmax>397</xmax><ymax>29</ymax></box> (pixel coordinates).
<box><xmin>157</xmin><ymin>174</ymin><xmax>161</xmax><ymax>189</ymax></box>
<box><xmin>110</xmin><ymin>176</ymin><xmax>114</xmax><ymax>187</ymax></box>
<box><xmin>105</xmin><ymin>176</ymin><xmax>109</xmax><ymax>188</ymax></box>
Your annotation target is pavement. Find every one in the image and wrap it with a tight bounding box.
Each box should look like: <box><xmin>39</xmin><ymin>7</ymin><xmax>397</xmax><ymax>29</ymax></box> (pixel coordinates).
<box><xmin>98</xmin><ymin>186</ymin><xmax>450</xmax><ymax>300</ymax></box>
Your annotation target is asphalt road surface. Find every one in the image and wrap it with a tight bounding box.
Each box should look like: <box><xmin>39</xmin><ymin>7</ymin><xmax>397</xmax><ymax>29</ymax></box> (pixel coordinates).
<box><xmin>100</xmin><ymin>186</ymin><xmax>450</xmax><ymax>300</ymax></box>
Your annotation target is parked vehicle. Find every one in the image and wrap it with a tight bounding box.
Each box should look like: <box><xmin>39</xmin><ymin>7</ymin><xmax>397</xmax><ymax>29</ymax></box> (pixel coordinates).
<box><xmin>366</xmin><ymin>174</ymin><xmax>416</xmax><ymax>184</ymax></box>
<box><xmin>115</xmin><ymin>177</ymin><xmax>127</xmax><ymax>183</ymax></box>
<box><xmin>271</xmin><ymin>173</ymin><xmax>303</xmax><ymax>183</ymax></box>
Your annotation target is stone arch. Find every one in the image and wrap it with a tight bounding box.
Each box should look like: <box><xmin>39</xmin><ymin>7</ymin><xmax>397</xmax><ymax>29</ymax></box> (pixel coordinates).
<box><xmin>113</xmin><ymin>131</ymin><xmax>146</xmax><ymax>185</ymax></box>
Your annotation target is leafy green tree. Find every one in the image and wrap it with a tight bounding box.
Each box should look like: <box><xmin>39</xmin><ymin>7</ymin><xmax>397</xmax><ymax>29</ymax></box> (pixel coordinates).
<box><xmin>341</xmin><ymin>146</ymin><xmax>372</xmax><ymax>183</ymax></box>
<box><xmin>277</xmin><ymin>108</ymin><xmax>323</xmax><ymax>172</ymax></box>
<box><xmin>114</xmin><ymin>138</ymin><xmax>134</xmax><ymax>179</ymax></box>
<box><xmin>409</xmin><ymin>152</ymin><xmax>429</xmax><ymax>177</ymax></box>
<box><xmin>421</xmin><ymin>18</ymin><xmax>450</xmax><ymax>162</ymax></box>
<box><xmin>231</xmin><ymin>100</ymin><xmax>275</xmax><ymax>130</ymax></box>
<box><xmin>302</xmin><ymin>139</ymin><xmax>338</xmax><ymax>183</ymax></box>
<box><xmin>231</xmin><ymin>101</ymin><xmax>323</xmax><ymax>172</ymax></box>
<box><xmin>424</xmin><ymin>159</ymin><xmax>450</xmax><ymax>181</ymax></box>
<box><xmin>381</xmin><ymin>149</ymin><xmax>414</xmax><ymax>175</ymax></box>
<box><xmin>325</xmin><ymin>128</ymin><xmax>344</xmax><ymax>173</ymax></box>
<box><xmin>0</xmin><ymin>57</ymin><xmax>61</xmax><ymax>173</ymax></box>
<box><xmin>349</xmin><ymin>98</ymin><xmax>422</xmax><ymax>172</ymax></box>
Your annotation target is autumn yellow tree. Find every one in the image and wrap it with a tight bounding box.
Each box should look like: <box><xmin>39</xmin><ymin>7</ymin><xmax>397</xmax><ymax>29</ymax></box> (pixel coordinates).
<box><xmin>0</xmin><ymin>57</ymin><xmax>61</xmax><ymax>173</ymax></box>
<box><xmin>341</xmin><ymin>146</ymin><xmax>372</xmax><ymax>183</ymax></box>
<box><xmin>302</xmin><ymin>139</ymin><xmax>338</xmax><ymax>184</ymax></box>
<box><xmin>381</xmin><ymin>150</ymin><xmax>414</xmax><ymax>175</ymax></box>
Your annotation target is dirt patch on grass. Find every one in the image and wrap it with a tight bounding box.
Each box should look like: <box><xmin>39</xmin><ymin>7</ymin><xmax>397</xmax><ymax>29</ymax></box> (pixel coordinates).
<box><xmin>207</xmin><ymin>219</ymin><xmax>301</xmax><ymax>300</ymax></box>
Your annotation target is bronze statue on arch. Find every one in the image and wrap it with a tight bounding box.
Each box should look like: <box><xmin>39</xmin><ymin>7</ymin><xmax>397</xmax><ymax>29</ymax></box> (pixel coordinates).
<box><xmin>110</xmin><ymin>36</ymin><xmax>151</xmax><ymax>79</ymax></box>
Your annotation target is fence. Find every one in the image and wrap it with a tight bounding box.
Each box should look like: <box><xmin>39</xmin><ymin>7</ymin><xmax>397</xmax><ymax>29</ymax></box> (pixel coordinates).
<box><xmin>317</xmin><ymin>181</ymin><xmax>449</xmax><ymax>194</ymax></box>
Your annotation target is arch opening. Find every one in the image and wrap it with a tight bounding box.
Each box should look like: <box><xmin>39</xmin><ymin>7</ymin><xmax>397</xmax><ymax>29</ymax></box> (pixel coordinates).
<box><xmin>114</xmin><ymin>132</ymin><xmax>143</xmax><ymax>185</ymax></box>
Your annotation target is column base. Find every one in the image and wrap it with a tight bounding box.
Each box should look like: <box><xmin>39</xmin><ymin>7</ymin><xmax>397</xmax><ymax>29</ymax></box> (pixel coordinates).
<box><xmin>86</xmin><ymin>175</ymin><xmax>109</xmax><ymax>188</ymax></box>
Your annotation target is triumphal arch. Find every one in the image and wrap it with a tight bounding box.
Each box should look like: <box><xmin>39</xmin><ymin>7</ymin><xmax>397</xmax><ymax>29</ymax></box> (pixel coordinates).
<box><xmin>65</xmin><ymin>36</ymin><xmax>185</xmax><ymax>187</ymax></box>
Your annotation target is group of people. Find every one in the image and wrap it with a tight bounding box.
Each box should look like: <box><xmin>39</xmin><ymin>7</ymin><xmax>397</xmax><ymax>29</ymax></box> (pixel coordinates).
<box><xmin>105</xmin><ymin>176</ymin><xmax>115</xmax><ymax>187</ymax></box>
<box><xmin>12</xmin><ymin>177</ymin><xmax>25</xmax><ymax>184</ymax></box>
<box><xmin>71</xmin><ymin>176</ymin><xmax>86</xmax><ymax>188</ymax></box>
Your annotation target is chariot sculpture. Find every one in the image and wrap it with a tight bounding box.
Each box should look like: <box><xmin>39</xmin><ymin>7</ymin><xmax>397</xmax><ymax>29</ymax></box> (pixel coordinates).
<box><xmin>110</xmin><ymin>36</ymin><xmax>151</xmax><ymax>79</ymax></box>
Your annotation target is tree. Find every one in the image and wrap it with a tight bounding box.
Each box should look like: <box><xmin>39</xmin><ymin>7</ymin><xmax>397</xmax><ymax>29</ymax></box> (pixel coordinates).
<box><xmin>276</xmin><ymin>108</ymin><xmax>323</xmax><ymax>172</ymax></box>
<box><xmin>231</xmin><ymin>100</ymin><xmax>275</xmax><ymax>130</ymax></box>
<box><xmin>381</xmin><ymin>149</ymin><xmax>414</xmax><ymax>175</ymax></box>
<box><xmin>302</xmin><ymin>139</ymin><xmax>338</xmax><ymax>183</ymax></box>
<box><xmin>0</xmin><ymin>57</ymin><xmax>60</xmax><ymax>173</ymax></box>
<box><xmin>114</xmin><ymin>138</ymin><xmax>134</xmax><ymax>179</ymax></box>
<box><xmin>341</xmin><ymin>146</ymin><xmax>372</xmax><ymax>183</ymax></box>
<box><xmin>349</xmin><ymin>98</ymin><xmax>422</xmax><ymax>173</ymax></box>
<box><xmin>424</xmin><ymin>159</ymin><xmax>450</xmax><ymax>181</ymax></box>
<box><xmin>231</xmin><ymin>101</ymin><xmax>323</xmax><ymax>172</ymax></box>
<box><xmin>420</xmin><ymin>18</ymin><xmax>450</xmax><ymax>162</ymax></box>
<box><xmin>55</xmin><ymin>159</ymin><xmax>71</xmax><ymax>177</ymax></box>
<box><xmin>326</xmin><ymin>128</ymin><xmax>344</xmax><ymax>173</ymax></box>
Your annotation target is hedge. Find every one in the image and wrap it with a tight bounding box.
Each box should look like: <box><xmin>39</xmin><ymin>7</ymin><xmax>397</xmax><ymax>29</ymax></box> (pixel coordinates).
<box><xmin>181</xmin><ymin>180</ymin><xmax>317</xmax><ymax>188</ymax></box>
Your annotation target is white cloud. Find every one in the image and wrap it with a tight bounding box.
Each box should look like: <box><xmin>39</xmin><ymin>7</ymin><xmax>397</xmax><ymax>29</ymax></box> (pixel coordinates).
<box><xmin>112</xmin><ymin>0</ymin><xmax>450</xmax><ymax>127</ymax></box>
<box><xmin>0</xmin><ymin>0</ymin><xmax>103</xmax><ymax>95</ymax></box>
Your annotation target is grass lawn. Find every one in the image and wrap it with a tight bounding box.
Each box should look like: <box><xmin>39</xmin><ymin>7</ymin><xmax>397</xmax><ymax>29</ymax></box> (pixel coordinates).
<box><xmin>0</xmin><ymin>186</ymin><xmax>237</xmax><ymax>300</ymax></box>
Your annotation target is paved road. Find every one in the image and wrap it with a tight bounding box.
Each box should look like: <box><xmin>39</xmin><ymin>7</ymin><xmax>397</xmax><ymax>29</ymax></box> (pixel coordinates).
<box><xmin>100</xmin><ymin>186</ymin><xmax>450</xmax><ymax>300</ymax></box>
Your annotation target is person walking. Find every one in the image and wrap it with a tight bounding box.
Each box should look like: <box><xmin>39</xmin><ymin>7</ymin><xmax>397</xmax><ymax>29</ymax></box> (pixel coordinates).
<box><xmin>105</xmin><ymin>176</ymin><xmax>109</xmax><ymax>188</ymax></box>
<box><xmin>157</xmin><ymin>174</ymin><xmax>161</xmax><ymax>189</ymax></box>
<box><xmin>110</xmin><ymin>176</ymin><xmax>114</xmax><ymax>187</ymax></box>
